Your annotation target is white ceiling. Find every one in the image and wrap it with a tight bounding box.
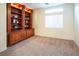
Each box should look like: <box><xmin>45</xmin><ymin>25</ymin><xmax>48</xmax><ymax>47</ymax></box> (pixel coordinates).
<box><xmin>23</xmin><ymin>3</ymin><xmax>63</xmax><ymax>9</ymax></box>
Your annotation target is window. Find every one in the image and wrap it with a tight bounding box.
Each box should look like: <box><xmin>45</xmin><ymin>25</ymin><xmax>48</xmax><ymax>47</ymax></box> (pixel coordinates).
<box><xmin>45</xmin><ymin>6</ymin><xmax>63</xmax><ymax>28</ymax></box>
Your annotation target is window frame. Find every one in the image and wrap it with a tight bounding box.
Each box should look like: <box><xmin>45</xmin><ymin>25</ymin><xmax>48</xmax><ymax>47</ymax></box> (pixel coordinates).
<box><xmin>45</xmin><ymin>6</ymin><xmax>64</xmax><ymax>29</ymax></box>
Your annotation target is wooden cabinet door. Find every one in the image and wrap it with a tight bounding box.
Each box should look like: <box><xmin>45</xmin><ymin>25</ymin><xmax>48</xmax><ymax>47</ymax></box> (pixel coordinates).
<box><xmin>26</xmin><ymin>29</ymin><xmax>30</xmax><ymax>38</ymax></box>
<box><xmin>20</xmin><ymin>30</ymin><xmax>27</xmax><ymax>40</ymax></box>
<box><xmin>26</xmin><ymin>28</ymin><xmax>34</xmax><ymax>38</ymax></box>
<box><xmin>30</xmin><ymin>28</ymin><xmax>34</xmax><ymax>36</ymax></box>
<box><xmin>8</xmin><ymin>30</ymin><xmax>22</xmax><ymax>45</ymax></box>
<box><xmin>9</xmin><ymin>32</ymin><xmax>18</xmax><ymax>45</ymax></box>
<box><xmin>8</xmin><ymin>29</ymin><xmax>34</xmax><ymax>46</ymax></box>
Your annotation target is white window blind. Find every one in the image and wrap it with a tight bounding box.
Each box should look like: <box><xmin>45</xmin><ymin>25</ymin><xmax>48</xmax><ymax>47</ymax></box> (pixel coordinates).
<box><xmin>45</xmin><ymin>6</ymin><xmax>63</xmax><ymax>28</ymax></box>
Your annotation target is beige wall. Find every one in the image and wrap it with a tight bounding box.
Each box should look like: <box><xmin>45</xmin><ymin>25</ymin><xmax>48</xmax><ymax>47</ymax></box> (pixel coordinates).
<box><xmin>74</xmin><ymin>4</ymin><xmax>79</xmax><ymax>46</ymax></box>
<box><xmin>0</xmin><ymin>3</ymin><xmax>7</xmax><ymax>52</ymax></box>
<box><xmin>33</xmin><ymin>3</ymin><xmax>74</xmax><ymax>40</ymax></box>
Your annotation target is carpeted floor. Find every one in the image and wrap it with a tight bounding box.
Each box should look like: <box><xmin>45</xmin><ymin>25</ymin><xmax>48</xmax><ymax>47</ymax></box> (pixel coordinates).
<box><xmin>0</xmin><ymin>36</ymin><xmax>79</xmax><ymax>56</ymax></box>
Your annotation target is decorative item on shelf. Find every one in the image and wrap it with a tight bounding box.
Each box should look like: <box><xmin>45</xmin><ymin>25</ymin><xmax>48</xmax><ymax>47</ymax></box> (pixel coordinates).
<box><xmin>14</xmin><ymin>26</ymin><xmax>19</xmax><ymax>29</ymax></box>
<box><xmin>13</xmin><ymin>19</ymin><xmax>19</xmax><ymax>23</ymax></box>
<box><xmin>25</xmin><ymin>17</ymin><xmax>29</xmax><ymax>20</ymax></box>
<box><xmin>12</xmin><ymin>20</ymin><xmax>20</xmax><ymax>29</ymax></box>
<box><xmin>25</xmin><ymin>21</ymin><xmax>28</xmax><ymax>23</ymax></box>
<box><xmin>15</xmin><ymin>15</ymin><xmax>18</xmax><ymax>18</ymax></box>
<box><xmin>25</xmin><ymin>25</ymin><xmax>29</xmax><ymax>28</ymax></box>
<box><xmin>14</xmin><ymin>15</ymin><xmax>18</xmax><ymax>18</ymax></box>
<box><xmin>17</xmin><ymin>21</ymin><xmax>19</xmax><ymax>23</ymax></box>
<box><xmin>13</xmin><ymin>19</ymin><xmax>16</xmax><ymax>23</ymax></box>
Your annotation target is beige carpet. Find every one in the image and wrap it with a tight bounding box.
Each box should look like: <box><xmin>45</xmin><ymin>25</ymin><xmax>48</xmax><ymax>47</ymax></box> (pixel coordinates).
<box><xmin>0</xmin><ymin>36</ymin><xmax>79</xmax><ymax>56</ymax></box>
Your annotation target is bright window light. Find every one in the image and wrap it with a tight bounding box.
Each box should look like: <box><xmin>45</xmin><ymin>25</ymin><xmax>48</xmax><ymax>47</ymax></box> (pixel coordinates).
<box><xmin>45</xmin><ymin>6</ymin><xmax>63</xmax><ymax>28</ymax></box>
<box><xmin>45</xmin><ymin>8</ymin><xmax>63</xmax><ymax>14</ymax></box>
<box><xmin>45</xmin><ymin>14</ymin><xmax>63</xmax><ymax>28</ymax></box>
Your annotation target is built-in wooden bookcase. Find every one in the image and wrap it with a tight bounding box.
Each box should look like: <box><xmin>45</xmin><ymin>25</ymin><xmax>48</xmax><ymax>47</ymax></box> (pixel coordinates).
<box><xmin>25</xmin><ymin>12</ymin><xmax>32</xmax><ymax>29</ymax></box>
<box><xmin>11</xmin><ymin>7</ymin><xmax>22</xmax><ymax>31</ymax></box>
<box><xmin>25</xmin><ymin>12</ymin><xmax>30</xmax><ymax>29</ymax></box>
<box><xmin>24</xmin><ymin>7</ymin><xmax>32</xmax><ymax>29</ymax></box>
<box><xmin>7</xmin><ymin>3</ymin><xmax>23</xmax><ymax>32</ymax></box>
<box><xmin>7</xmin><ymin>3</ymin><xmax>34</xmax><ymax>46</ymax></box>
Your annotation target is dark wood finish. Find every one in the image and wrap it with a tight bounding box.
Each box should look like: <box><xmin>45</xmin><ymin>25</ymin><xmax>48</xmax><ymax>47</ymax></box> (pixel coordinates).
<box><xmin>7</xmin><ymin>3</ymin><xmax>34</xmax><ymax>46</ymax></box>
<box><xmin>26</xmin><ymin>28</ymin><xmax>34</xmax><ymax>38</ymax></box>
<box><xmin>8</xmin><ymin>30</ymin><xmax>22</xmax><ymax>45</ymax></box>
<box><xmin>7</xmin><ymin>3</ymin><xmax>12</xmax><ymax>33</ymax></box>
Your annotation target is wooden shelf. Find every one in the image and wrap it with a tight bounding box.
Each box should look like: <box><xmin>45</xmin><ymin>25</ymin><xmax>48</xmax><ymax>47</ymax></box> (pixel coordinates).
<box><xmin>11</xmin><ymin>12</ymin><xmax>22</xmax><ymax>15</ymax></box>
<box><xmin>11</xmin><ymin>3</ymin><xmax>23</xmax><ymax>10</ymax></box>
<box><xmin>11</xmin><ymin>17</ymin><xmax>22</xmax><ymax>20</ymax></box>
<box><xmin>7</xmin><ymin>3</ymin><xmax>34</xmax><ymax>46</ymax></box>
<box><xmin>11</xmin><ymin>6</ymin><xmax>22</xmax><ymax>31</ymax></box>
<box><xmin>24</xmin><ymin>12</ymin><xmax>31</xmax><ymax>29</ymax></box>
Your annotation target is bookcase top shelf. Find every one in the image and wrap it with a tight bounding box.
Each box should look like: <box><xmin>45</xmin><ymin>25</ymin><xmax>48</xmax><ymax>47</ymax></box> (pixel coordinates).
<box><xmin>11</xmin><ymin>3</ymin><xmax>32</xmax><ymax>13</ymax></box>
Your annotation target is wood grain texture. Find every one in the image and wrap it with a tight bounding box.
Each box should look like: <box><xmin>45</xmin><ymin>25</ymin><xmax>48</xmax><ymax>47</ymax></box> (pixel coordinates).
<box><xmin>7</xmin><ymin>3</ymin><xmax>34</xmax><ymax>46</ymax></box>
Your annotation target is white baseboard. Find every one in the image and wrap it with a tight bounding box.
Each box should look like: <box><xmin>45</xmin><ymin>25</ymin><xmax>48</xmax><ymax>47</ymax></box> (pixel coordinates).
<box><xmin>35</xmin><ymin>34</ymin><xmax>73</xmax><ymax>40</ymax></box>
<box><xmin>74</xmin><ymin>40</ymin><xmax>79</xmax><ymax>47</ymax></box>
<box><xmin>0</xmin><ymin>47</ymin><xmax>7</xmax><ymax>53</ymax></box>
